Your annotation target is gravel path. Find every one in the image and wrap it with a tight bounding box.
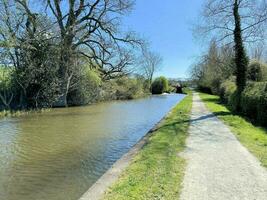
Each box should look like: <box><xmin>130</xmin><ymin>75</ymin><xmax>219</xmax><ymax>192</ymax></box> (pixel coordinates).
<box><xmin>180</xmin><ymin>93</ymin><xmax>267</xmax><ymax>200</ymax></box>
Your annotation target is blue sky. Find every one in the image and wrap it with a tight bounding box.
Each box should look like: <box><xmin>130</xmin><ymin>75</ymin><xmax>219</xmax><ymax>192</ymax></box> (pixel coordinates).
<box><xmin>122</xmin><ymin>0</ymin><xmax>204</xmax><ymax>78</ymax></box>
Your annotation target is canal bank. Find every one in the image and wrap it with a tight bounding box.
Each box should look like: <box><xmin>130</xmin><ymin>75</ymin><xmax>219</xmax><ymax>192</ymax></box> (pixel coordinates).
<box><xmin>80</xmin><ymin>91</ymin><xmax>192</xmax><ymax>200</ymax></box>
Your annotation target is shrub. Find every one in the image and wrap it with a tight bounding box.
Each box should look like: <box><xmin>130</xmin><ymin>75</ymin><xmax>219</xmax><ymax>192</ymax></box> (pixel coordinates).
<box><xmin>219</xmin><ymin>77</ymin><xmax>236</xmax><ymax>103</ymax></box>
<box><xmin>228</xmin><ymin>90</ymin><xmax>240</xmax><ymax>112</ymax></box>
<box><xmin>114</xmin><ymin>77</ymin><xmax>146</xmax><ymax>100</ymax></box>
<box><xmin>101</xmin><ymin>76</ymin><xmax>147</xmax><ymax>100</ymax></box>
<box><xmin>219</xmin><ymin>80</ymin><xmax>267</xmax><ymax>126</ymax></box>
<box><xmin>68</xmin><ymin>69</ymin><xmax>102</xmax><ymax>105</ymax></box>
<box><xmin>247</xmin><ymin>60</ymin><xmax>267</xmax><ymax>82</ymax></box>
<box><xmin>151</xmin><ymin>76</ymin><xmax>169</xmax><ymax>94</ymax></box>
<box><xmin>240</xmin><ymin>82</ymin><xmax>267</xmax><ymax>126</ymax></box>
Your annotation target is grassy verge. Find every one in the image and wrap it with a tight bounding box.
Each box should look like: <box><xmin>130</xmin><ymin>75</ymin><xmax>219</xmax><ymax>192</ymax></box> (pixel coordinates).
<box><xmin>199</xmin><ymin>92</ymin><xmax>267</xmax><ymax>167</ymax></box>
<box><xmin>103</xmin><ymin>92</ymin><xmax>192</xmax><ymax>200</ymax></box>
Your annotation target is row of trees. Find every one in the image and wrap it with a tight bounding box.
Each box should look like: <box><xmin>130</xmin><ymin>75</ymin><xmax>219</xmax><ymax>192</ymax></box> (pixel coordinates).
<box><xmin>0</xmin><ymin>0</ymin><xmax>163</xmax><ymax>110</ymax></box>
<box><xmin>191</xmin><ymin>0</ymin><xmax>267</xmax><ymax>112</ymax></box>
<box><xmin>191</xmin><ymin>0</ymin><xmax>267</xmax><ymax>126</ymax></box>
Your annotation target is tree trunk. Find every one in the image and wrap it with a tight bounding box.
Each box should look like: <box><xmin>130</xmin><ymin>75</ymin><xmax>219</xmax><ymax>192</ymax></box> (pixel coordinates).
<box><xmin>57</xmin><ymin>36</ymin><xmax>74</xmax><ymax>107</ymax></box>
<box><xmin>233</xmin><ymin>0</ymin><xmax>248</xmax><ymax>112</ymax></box>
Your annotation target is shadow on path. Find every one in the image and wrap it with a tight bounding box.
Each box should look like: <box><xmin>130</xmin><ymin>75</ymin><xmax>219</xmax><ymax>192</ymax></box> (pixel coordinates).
<box><xmin>160</xmin><ymin>111</ymin><xmax>231</xmax><ymax>131</ymax></box>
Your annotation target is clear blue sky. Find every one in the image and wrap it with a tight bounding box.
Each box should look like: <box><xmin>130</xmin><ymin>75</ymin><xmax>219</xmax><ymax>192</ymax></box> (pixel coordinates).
<box><xmin>122</xmin><ymin>0</ymin><xmax>204</xmax><ymax>79</ymax></box>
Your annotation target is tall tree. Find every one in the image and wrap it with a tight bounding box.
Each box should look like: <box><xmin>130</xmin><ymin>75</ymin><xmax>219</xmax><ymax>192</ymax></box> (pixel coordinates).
<box><xmin>196</xmin><ymin>0</ymin><xmax>267</xmax><ymax>110</ymax></box>
<box><xmin>233</xmin><ymin>0</ymin><xmax>248</xmax><ymax>111</ymax></box>
<box><xmin>45</xmin><ymin>0</ymin><xmax>140</xmax><ymax>106</ymax></box>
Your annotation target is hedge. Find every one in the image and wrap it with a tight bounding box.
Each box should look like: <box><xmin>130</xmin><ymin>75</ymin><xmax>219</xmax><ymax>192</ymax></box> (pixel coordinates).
<box><xmin>241</xmin><ymin>82</ymin><xmax>267</xmax><ymax>126</ymax></box>
<box><xmin>219</xmin><ymin>80</ymin><xmax>267</xmax><ymax>126</ymax></box>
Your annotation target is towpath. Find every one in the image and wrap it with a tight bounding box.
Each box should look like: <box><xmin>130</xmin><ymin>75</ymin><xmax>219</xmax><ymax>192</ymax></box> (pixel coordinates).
<box><xmin>180</xmin><ymin>93</ymin><xmax>267</xmax><ymax>200</ymax></box>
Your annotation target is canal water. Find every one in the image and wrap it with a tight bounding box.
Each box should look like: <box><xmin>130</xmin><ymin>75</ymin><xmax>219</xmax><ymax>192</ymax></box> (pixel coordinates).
<box><xmin>0</xmin><ymin>94</ymin><xmax>185</xmax><ymax>200</ymax></box>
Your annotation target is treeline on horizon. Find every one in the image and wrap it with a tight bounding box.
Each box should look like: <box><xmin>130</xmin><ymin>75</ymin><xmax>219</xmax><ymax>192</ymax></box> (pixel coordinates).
<box><xmin>191</xmin><ymin>0</ymin><xmax>267</xmax><ymax>127</ymax></box>
<box><xmin>0</xmin><ymin>0</ymin><xmax>180</xmax><ymax>111</ymax></box>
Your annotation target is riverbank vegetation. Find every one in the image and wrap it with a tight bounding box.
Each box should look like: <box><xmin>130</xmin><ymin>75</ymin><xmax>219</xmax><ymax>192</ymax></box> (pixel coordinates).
<box><xmin>199</xmin><ymin>92</ymin><xmax>267</xmax><ymax>168</ymax></box>
<box><xmin>151</xmin><ymin>76</ymin><xmax>169</xmax><ymax>94</ymax></box>
<box><xmin>191</xmin><ymin>0</ymin><xmax>267</xmax><ymax>127</ymax></box>
<box><xmin>0</xmin><ymin>0</ymin><xmax>178</xmax><ymax>112</ymax></box>
<box><xmin>103</xmin><ymin>91</ymin><xmax>192</xmax><ymax>200</ymax></box>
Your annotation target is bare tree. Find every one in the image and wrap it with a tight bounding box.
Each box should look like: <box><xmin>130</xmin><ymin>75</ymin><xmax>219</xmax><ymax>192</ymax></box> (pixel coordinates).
<box><xmin>140</xmin><ymin>49</ymin><xmax>162</xmax><ymax>91</ymax></box>
<box><xmin>190</xmin><ymin>40</ymin><xmax>235</xmax><ymax>94</ymax></box>
<box><xmin>44</xmin><ymin>0</ymin><xmax>141</xmax><ymax>106</ymax></box>
<box><xmin>197</xmin><ymin>0</ymin><xmax>267</xmax><ymax>44</ymax></box>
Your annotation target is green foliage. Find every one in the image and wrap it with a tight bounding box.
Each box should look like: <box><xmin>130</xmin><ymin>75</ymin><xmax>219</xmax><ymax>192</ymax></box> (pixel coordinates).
<box><xmin>68</xmin><ymin>69</ymin><xmax>150</xmax><ymax>106</ymax></box>
<box><xmin>13</xmin><ymin>34</ymin><xmax>61</xmax><ymax>108</ymax></box>
<box><xmin>151</xmin><ymin>76</ymin><xmax>169</xmax><ymax>94</ymax></box>
<box><xmin>199</xmin><ymin>93</ymin><xmax>267</xmax><ymax>167</ymax></box>
<box><xmin>218</xmin><ymin>80</ymin><xmax>267</xmax><ymax>126</ymax></box>
<box><xmin>247</xmin><ymin>60</ymin><xmax>267</xmax><ymax>82</ymax></box>
<box><xmin>219</xmin><ymin>78</ymin><xmax>236</xmax><ymax>104</ymax></box>
<box><xmin>0</xmin><ymin>2</ymin><xmax>152</xmax><ymax>110</ymax></box>
<box><xmin>104</xmin><ymin>92</ymin><xmax>192</xmax><ymax>200</ymax></box>
<box><xmin>228</xmin><ymin>90</ymin><xmax>241</xmax><ymax>112</ymax></box>
<box><xmin>241</xmin><ymin>82</ymin><xmax>267</xmax><ymax>126</ymax></box>
<box><xmin>191</xmin><ymin>41</ymin><xmax>235</xmax><ymax>95</ymax></box>
<box><xmin>68</xmin><ymin>69</ymin><xmax>102</xmax><ymax>105</ymax></box>
<box><xmin>101</xmin><ymin>76</ymin><xmax>148</xmax><ymax>100</ymax></box>
<box><xmin>0</xmin><ymin>67</ymin><xmax>15</xmax><ymax>109</ymax></box>
<box><xmin>0</xmin><ymin>67</ymin><xmax>13</xmax><ymax>90</ymax></box>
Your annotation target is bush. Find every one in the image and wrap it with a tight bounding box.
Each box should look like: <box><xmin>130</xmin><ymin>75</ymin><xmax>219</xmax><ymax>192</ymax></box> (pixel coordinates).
<box><xmin>114</xmin><ymin>77</ymin><xmax>146</xmax><ymax>100</ymax></box>
<box><xmin>101</xmin><ymin>76</ymin><xmax>148</xmax><ymax>100</ymax></box>
<box><xmin>228</xmin><ymin>90</ymin><xmax>240</xmax><ymax>112</ymax></box>
<box><xmin>151</xmin><ymin>76</ymin><xmax>169</xmax><ymax>94</ymax></box>
<box><xmin>68</xmin><ymin>69</ymin><xmax>102</xmax><ymax>105</ymax></box>
<box><xmin>219</xmin><ymin>80</ymin><xmax>267</xmax><ymax>126</ymax></box>
<box><xmin>219</xmin><ymin>77</ymin><xmax>236</xmax><ymax>103</ymax></box>
<box><xmin>247</xmin><ymin>60</ymin><xmax>267</xmax><ymax>82</ymax></box>
<box><xmin>240</xmin><ymin>82</ymin><xmax>267</xmax><ymax>126</ymax></box>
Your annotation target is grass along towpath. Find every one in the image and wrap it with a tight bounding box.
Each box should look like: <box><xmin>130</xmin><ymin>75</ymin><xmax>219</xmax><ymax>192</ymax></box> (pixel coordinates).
<box><xmin>101</xmin><ymin>91</ymin><xmax>193</xmax><ymax>200</ymax></box>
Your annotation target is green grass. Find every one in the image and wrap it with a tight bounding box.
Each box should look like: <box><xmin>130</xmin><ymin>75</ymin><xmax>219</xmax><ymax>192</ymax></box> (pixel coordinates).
<box><xmin>103</xmin><ymin>92</ymin><xmax>193</xmax><ymax>200</ymax></box>
<box><xmin>199</xmin><ymin>92</ymin><xmax>267</xmax><ymax>168</ymax></box>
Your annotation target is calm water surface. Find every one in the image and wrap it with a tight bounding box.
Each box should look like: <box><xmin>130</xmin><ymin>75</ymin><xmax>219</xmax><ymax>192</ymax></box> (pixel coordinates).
<box><xmin>0</xmin><ymin>94</ymin><xmax>185</xmax><ymax>200</ymax></box>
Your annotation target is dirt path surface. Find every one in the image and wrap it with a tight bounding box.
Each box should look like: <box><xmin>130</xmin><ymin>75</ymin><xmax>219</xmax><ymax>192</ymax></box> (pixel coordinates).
<box><xmin>180</xmin><ymin>93</ymin><xmax>267</xmax><ymax>200</ymax></box>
